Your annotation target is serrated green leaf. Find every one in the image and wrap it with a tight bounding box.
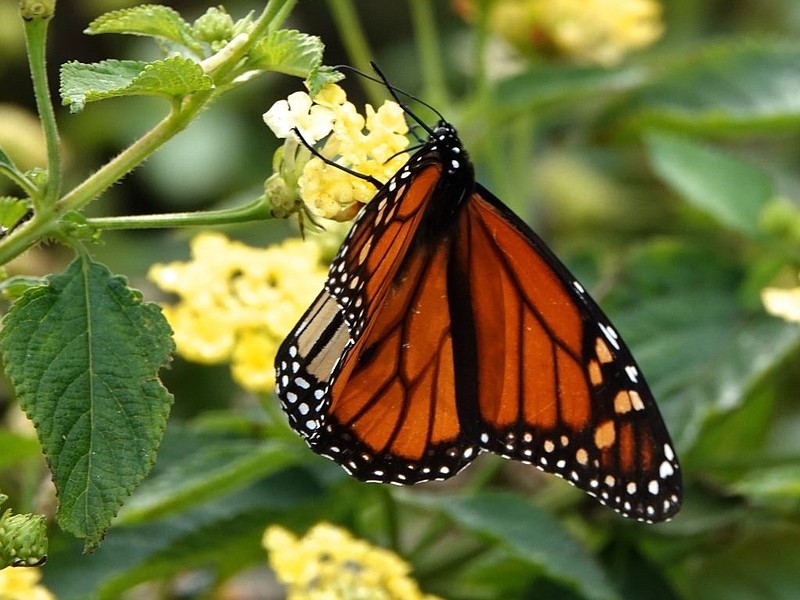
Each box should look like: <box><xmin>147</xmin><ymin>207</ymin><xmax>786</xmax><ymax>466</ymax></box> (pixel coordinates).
<box><xmin>60</xmin><ymin>57</ymin><xmax>212</xmax><ymax>113</ymax></box>
<box><xmin>60</xmin><ymin>60</ymin><xmax>148</xmax><ymax>112</ymax></box>
<box><xmin>406</xmin><ymin>492</ymin><xmax>618</xmax><ymax>600</ymax></box>
<box><xmin>0</xmin><ymin>257</ymin><xmax>174</xmax><ymax>550</ymax></box>
<box><xmin>0</xmin><ymin>275</ymin><xmax>48</xmax><ymax>299</ymax></box>
<box><xmin>645</xmin><ymin>132</ymin><xmax>774</xmax><ymax>236</ymax></box>
<box><xmin>248</xmin><ymin>29</ymin><xmax>324</xmax><ymax>78</ymax></box>
<box><xmin>612</xmin><ymin>41</ymin><xmax>800</xmax><ymax>135</ymax></box>
<box><xmin>86</xmin><ymin>4</ymin><xmax>198</xmax><ymax>52</ymax></box>
<box><xmin>42</xmin><ymin>463</ymin><xmax>323</xmax><ymax>599</ymax></box>
<box><xmin>306</xmin><ymin>66</ymin><xmax>344</xmax><ymax>97</ymax></box>
<box><xmin>0</xmin><ymin>197</ymin><xmax>31</xmax><ymax>230</ymax></box>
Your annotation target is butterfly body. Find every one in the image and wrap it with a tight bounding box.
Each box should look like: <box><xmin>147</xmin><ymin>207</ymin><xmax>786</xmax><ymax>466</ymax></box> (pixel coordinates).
<box><xmin>275</xmin><ymin>120</ymin><xmax>682</xmax><ymax>522</ymax></box>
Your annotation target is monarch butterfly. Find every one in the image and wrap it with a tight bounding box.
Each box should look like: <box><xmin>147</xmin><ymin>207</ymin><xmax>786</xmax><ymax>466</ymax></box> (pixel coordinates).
<box><xmin>274</xmin><ymin>74</ymin><xmax>682</xmax><ymax>523</ymax></box>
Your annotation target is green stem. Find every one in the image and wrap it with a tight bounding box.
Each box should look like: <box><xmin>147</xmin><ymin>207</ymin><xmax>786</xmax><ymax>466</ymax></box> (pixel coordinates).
<box><xmin>264</xmin><ymin>0</ymin><xmax>298</xmax><ymax>32</ymax></box>
<box><xmin>471</xmin><ymin>0</ymin><xmax>492</xmax><ymax>96</ymax></box>
<box><xmin>85</xmin><ymin>196</ymin><xmax>272</xmax><ymax>230</ymax></box>
<box><xmin>208</xmin><ymin>0</ymin><xmax>293</xmax><ymax>84</ymax></box>
<box><xmin>325</xmin><ymin>0</ymin><xmax>382</xmax><ymax>106</ymax></box>
<box><xmin>408</xmin><ymin>0</ymin><xmax>449</xmax><ymax>107</ymax></box>
<box><xmin>0</xmin><ymin>1</ymin><xmax>291</xmax><ymax>267</ymax></box>
<box><xmin>22</xmin><ymin>7</ymin><xmax>60</xmax><ymax>211</ymax></box>
<box><xmin>0</xmin><ymin>163</ymin><xmax>37</xmax><ymax>198</ymax></box>
<box><xmin>59</xmin><ymin>0</ymin><xmax>289</xmax><ymax>216</ymax></box>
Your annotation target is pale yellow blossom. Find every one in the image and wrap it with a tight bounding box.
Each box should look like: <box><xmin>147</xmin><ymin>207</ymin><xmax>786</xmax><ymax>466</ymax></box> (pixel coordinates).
<box><xmin>264</xmin><ymin>523</ymin><xmax>442</xmax><ymax>600</ymax></box>
<box><xmin>455</xmin><ymin>0</ymin><xmax>663</xmax><ymax>66</ymax></box>
<box><xmin>762</xmin><ymin>281</ymin><xmax>800</xmax><ymax>324</ymax></box>
<box><xmin>0</xmin><ymin>567</ymin><xmax>54</xmax><ymax>600</ymax></box>
<box><xmin>264</xmin><ymin>84</ymin><xmax>410</xmax><ymax>221</ymax></box>
<box><xmin>263</xmin><ymin>90</ymin><xmax>338</xmax><ymax>144</ymax></box>
<box><xmin>149</xmin><ymin>232</ymin><xmax>328</xmax><ymax>392</ymax></box>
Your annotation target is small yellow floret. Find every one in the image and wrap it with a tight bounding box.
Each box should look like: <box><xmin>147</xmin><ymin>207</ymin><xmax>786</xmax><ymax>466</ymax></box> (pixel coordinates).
<box><xmin>263</xmin><ymin>523</ymin><xmax>442</xmax><ymax>600</ymax></box>
<box><xmin>763</xmin><ymin>283</ymin><xmax>800</xmax><ymax>324</ymax></box>
<box><xmin>265</xmin><ymin>84</ymin><xmax>411</xmax><ymax>221</ymax></box>
<box><xmin>149</xmin><ymin>232</ymin><xmax>327</xmax><ymax>392</ymax></box>
<box><xmin>0</xmin><ymin>567</ymin><xmax>54</xmax><ymax>600</ymax></box>
<box><xmin>456</xmin><ymin>0</ymin><xmax>663</xmax><ymax>66</ymax></box>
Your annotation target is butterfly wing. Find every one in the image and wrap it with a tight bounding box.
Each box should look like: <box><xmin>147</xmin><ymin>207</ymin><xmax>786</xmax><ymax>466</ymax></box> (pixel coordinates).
<box><xmin>452</xmin><ymin>185</ymin><xmax>681</xmax><ymax>521</ymax></box>
<box><xmin>276</xmin><ymin>159</ymin><xmax>476</xmax><ymax>482</ymax></box>
<box><xmin>276</xmin><ymin>122</ymin><xmax>681</xmax><ymax>521</ymax></box>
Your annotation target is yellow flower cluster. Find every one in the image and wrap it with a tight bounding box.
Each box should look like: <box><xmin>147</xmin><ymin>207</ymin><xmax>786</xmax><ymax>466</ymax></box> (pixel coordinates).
<box><xmin>455</xmin><ymin>0</ymin><xmax>663</xmax><ymax>66</ymax></box>
<box><xmin>264</xmin><ymin>523</ymin><xmax>442</xmax><ymax>600</ymax></box>
<box><xmin>264</xmin><ymin>84</ymin><xmax>410</xmax><ymax>221</ymax></box>
<box><xmin>0</xmin><ymin>567</ymin><xmax>54</xmax><ymax>600</ymax></box>
<box><xmin>762</xmin><ymin>280</ymin><xmax>800</xmax><ymax>324</ymax></box>
<box><xmin>148</xmin><ymin>232</ymin><xmax>327</xmax><ymax>392</ymax></box>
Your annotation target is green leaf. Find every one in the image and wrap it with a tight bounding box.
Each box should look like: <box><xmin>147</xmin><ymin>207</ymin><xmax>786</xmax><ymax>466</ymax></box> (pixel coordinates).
<box><xmin>493</xmin><ymin>64</ymin><xmax>641</xmax><ymax>114</ymax></box>
<box><xmin>43</xmin><ymin>465</ymin><xmax>324</xmax><ymax>599</ymax></box>
<box><xmin>60</xmin><ymin>57</ymin><xmax>212</xmax><ymax>113</ymax></box>
<box><xmin>612</xmin><ymin>41</ymin><xmax>800</xmax><ymax>135</ymax></box>
<box><xmin>85</xmin><ymin>4</ymin><xmax>198</xmax><ymax>52</ymax></box>
<box><xmin>681</xmin><ymin>527</ymin><xmax>800</xmax><ymax>599</ymax></box>
<box><xmin>603</xmin><ymin>242</ymin><xmax>800</xmax><ymax>453</ymax></box>
<box><xmin>0</xmin><ymin>147</ymin><xmax>17</xmax><ymax>173</ymax></box>
<box><xmin>248</xmin><ymin>29</ymin><xmax>324</xmax><ymax>79</ymax></box>
<box><xmin>645</xmin><ymin>132</ymin><xmax>774</xmax><ymax>236</ymax></box>
<box><xmin>0</xmin><ymin>257</ymin><xmax>174</xmax><ymax>550</ymax></box>
<box><xmin>116</xmin><ymin>438</ymin><xmax>300</xmax><ymax>524</ymax></box>
<box><xmin>0</xmin><ymin>275</ymin><xmax>48</xmax><ymax>300</ymax></box>
<box><xmin>408</xmin><ymin>492</ymin><xmax>618</xmax><ymax>600</ymax></box>
<box><xmin>731</xmin><ymin>464</ymin><xmax>800</xmax><ymax>501</ymax></box>
<box><xmin>0</xmin><ymin>431</ymin><xmax>42</xmax><ymax>469</ymax></box>
<box><xmin>0</xmin><ymin>197</ymin><xmax>31</xmax><ymax>230</ymax></box>
<box><xmin>0</xmin><ymin>149</ymin><xmax>30</xmax><ymax>192</ymax></box>
<box><xmin>306</xmin><ymin>66</ymin><xmax>345</xmax><ymax>98</ymax></box>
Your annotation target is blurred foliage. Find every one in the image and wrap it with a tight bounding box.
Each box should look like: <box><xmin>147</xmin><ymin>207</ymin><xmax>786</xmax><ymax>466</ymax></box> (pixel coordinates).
<box><xmin>0</xmin><ymin>0</ymin><xmax>800</xmax><ymax>599</ymax></box>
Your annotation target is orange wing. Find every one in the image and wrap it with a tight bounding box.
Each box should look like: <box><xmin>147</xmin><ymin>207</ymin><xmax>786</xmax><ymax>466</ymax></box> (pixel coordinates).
<box><xmin>275</xmin><ymin>158</ymin><xmax>472</xmax><ymax>481</ymax></box>
<box><xmin>453</xmin><ymin>186</ymin><xmax>681</xmax><ymax>521</ymax></box>
<box><xmin>275</xmin><ymin>120</ymin><xmax>681</xmax><ymax>522</ymax></box>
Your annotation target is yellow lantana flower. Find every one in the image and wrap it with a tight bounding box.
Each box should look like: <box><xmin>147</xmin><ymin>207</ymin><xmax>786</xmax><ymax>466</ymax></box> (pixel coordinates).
<box><xmin>762</xmin><ymin>278</ymin><xmax>800</xmax><ymax>324</ymax></box>
<box><xmin>0</xmin><ymin>567</ymin><xmax>54</xmax><ymax>600</ymax></box>
<box><xmin>264</xmin><ymin>83</ymin><xmax>410</xmax><ymax>221</ymax></box>
<box><xmin>148</xmin><ymin>232</ymin><xmax>327</xmax><ymax>392</ymax></box>
<box><xmin>264</xmin><ymin>523</ymin><xmax>442</xmax><ymax>600</ymax></box>
<box><xmin>455</xmin><ymin>0</ymin><xmax>663</xmax><ymax>66</ymax></box>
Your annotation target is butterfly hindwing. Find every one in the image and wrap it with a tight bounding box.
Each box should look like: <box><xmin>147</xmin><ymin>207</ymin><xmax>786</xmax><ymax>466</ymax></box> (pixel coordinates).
<box><xmin>456</xmin><ymin>187</ymin><xmax>681</xmax><ymax>521</ymax></box>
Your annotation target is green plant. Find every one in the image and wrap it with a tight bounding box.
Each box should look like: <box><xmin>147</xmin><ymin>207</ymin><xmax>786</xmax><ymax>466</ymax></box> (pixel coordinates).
<box><xmin>0</xmin><ymin>1</ymin><xmax>799</xmax><ymax>598</ymax></box>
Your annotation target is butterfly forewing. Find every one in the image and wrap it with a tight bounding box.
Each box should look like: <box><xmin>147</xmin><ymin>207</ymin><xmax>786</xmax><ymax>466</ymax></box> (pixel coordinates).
<box><xmin>324</xmin><ymin>165</ymin><xmax>443</xmax><ymax>338</ymax></box>
<box><xmin>319</xmin><ymin>238</ymin><xmax>477</xmax><ymax>483</ymax></box>
<box><xmin>275</xmin><ymin>289</ymin><xmax>352</xmax><ymax>438</ymax></box>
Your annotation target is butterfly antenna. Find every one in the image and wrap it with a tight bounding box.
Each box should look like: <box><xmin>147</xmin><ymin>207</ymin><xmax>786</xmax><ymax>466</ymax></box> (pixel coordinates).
<box><xmin>334</xmin><ymin>63</ymin><xmax>444</xmax><ymax>135</ymax></box>
<box><xmin>291</xmin><ymin>127</ymin><xmax>383</xmax><ymax>189</ymax></box>
<box><xmin>408</xmin><ymin>124</ymin><xmax>426</xmax><ymax>144</ymax></box>
<box><xmin>369</xmin><ymin>62</ymin><xmax>444</xmax><ymax>135</ymax></box>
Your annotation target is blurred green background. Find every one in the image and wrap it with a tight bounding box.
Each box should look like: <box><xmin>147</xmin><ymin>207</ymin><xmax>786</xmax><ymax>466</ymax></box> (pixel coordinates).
<box><xmin>2</xmin><ymin>0</ymin><xmax>800</xmax><ymax>598</ymax></box>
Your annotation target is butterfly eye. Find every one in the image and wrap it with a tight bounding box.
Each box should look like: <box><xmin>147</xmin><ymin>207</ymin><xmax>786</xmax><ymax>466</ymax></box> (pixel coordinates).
<box><xmin>275</xmin><ymin>81</ymin><xmax>681</xmax><ymax>523</ymax></box>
